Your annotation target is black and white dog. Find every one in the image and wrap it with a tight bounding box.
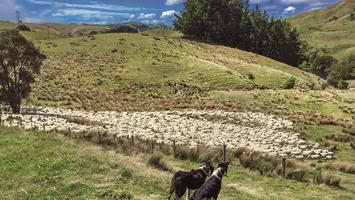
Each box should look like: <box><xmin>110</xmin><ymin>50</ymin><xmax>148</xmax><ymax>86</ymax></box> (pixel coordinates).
<box><xmin>189</xmin><ymin>162</ymin><xmax>229</xmax><ymax>200</ymax></box>
<box><xmin>169</xmin><ymin>162</ymin><xmax>214</xmax><ymax>200</ymax></box>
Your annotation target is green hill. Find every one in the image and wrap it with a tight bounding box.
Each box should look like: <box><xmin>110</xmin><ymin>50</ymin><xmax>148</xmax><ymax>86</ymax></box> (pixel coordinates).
<box><xmin>289</xmin><ymin>0</ymin><xmax>355</xmax><ymax>60</ymax></box>
<box><xmin>0</xmin><ymin>21</ymin><xmax>327</xmax><ymax>110</ymax></box>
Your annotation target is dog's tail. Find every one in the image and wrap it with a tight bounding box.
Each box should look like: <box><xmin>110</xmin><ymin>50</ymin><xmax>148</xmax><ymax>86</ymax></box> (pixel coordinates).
<box><xmin>168</xmin><ymin>174</ymin><xmax>176</xmax><ymax>199</ymax></box>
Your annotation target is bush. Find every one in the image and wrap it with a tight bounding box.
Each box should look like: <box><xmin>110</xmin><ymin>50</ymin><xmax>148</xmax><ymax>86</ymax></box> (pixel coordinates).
<box><xmin>328</xmin><ymin>16</ymin><xmax>338</xmax><ymax>22</ymax></box>
<box><xmin>321</xmin><ymin>82</ymin><xmax>328</xmax><ymax>90</ymax></box>
<box><xmin>121</xmin><ymin>168</ymin><xmax>133</xmax><ymax>178</ymax></box>
<box><xmin>148</xmin><ymin>154</ymin><xmax>169</xmax><ymax>171</ymax></box>
<box><xmin>337</xmin><ymin>80</ymin><xmax>348</xmax><ymax>90</ymax></box>
<box><xmin>247</xmin><ymin>72</ymin><xmax>255</xmax><ymax>80</ymax></box>
<box><xmin>175</xmin><ymin>146</ymin><xmax>200</xmax><ymax>161</ymax></box>
<box><xmin>283</xmin><ymin>77</ymin><xmax>296</xmax><ymax>89</ymax></box>
<box><xmin>256</xmin><ymin>160</ymin><xmax>274</xmax><ymax>176</ymax></box>
<box><xmin>322</xmin><ymin>174</ymin><xmax>342</xmax><ymax>187</ymax></box>
<box><xmin>16</xmin><ymin>24</ymin><xmax>31</xmax><ymax>31</ymax></box>
<box><xmin>286</xmin><ymin>167</ymin><xmax>308</xmax><ymax>181</ymax></box>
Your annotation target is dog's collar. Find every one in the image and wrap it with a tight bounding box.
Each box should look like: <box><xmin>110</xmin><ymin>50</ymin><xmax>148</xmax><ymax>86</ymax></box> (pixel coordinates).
<box><xmin>199</xmin><ymin>166</ymin><xmax>208</xmax><ymax>176</ymax></box>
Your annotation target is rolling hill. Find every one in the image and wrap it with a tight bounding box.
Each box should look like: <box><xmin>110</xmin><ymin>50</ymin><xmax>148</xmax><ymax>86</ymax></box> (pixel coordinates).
<box><xmin>289</xmin><ymin>0</ymin><xmax>355</xmax><ymax>60</ymax></box>
<box><xmin>0</xmin><ymin>21</ymin><xmax>327</xmax><ymax>110</ymax></box>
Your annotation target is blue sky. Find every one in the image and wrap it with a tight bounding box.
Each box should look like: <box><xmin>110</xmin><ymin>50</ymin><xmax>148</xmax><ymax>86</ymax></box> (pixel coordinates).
<box><xmin>0</xmin><ymin>0</ymin><xmax>341</xmax><ymax>25</ymax></box>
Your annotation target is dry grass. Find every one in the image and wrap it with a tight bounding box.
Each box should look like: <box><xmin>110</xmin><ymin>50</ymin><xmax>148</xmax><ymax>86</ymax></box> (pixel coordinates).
<box><xmin>239</xmin><ymin>151</ymin><xmax>308</xmax><ymax>181</ymax></box>
<box><xmin>322</xmin><ymin>174</ymin><xmax>342</xmax><ymax>188</ymax></box>
<box><xmin>148</xmin><ymin>153</ymin><xmax>170</xmax><ymax>171</ymax></box>
<box><xmin>323</xmin><ymin>161</ymin><xmax>355</xmax><ymax>174</ymax></box>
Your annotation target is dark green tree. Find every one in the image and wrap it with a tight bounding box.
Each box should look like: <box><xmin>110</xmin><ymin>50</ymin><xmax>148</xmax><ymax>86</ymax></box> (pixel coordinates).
<box><xmin>0</xmin><ymin>30</ymin><xmax>45</xmax><ymax>113</ymax></box>
<box><xmin>174</xmin><ymin>0</ymin><xmax>305</xmax><ymax>67</ymax></box>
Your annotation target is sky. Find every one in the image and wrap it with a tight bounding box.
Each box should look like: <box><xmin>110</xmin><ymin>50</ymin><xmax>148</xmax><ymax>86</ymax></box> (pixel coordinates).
<box><xmin>0</xmin><ymin>0</ymin><xmax>341</xmax><ymax>25</ymax></box>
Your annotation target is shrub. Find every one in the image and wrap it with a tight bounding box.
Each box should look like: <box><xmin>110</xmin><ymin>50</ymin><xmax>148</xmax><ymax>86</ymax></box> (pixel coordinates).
<box><xmin>286</xmin><ymin>167</ymin><xmax>308</xmax><ymax>181</ymax></box>
<box><xmin>148</xmin><ymin>154</ymin><xmax>169</xmax><ymax>171</ymax></box>
<box><xmin>321</xmin><ymin>82</ymin><xmax>328</xmax><ymax>90</ymax></box>
<box><xmin>350</xmin><ymin>13</ymin><xmax>355</xmax><ymax>21</ymax></box>
<box><xmin>283</xmin><ymin>77</ymin><xmax>296</xmax><ymax>89</ymax></box>
<box><xmin>322</xmin><ymin>174</ymin><xmax>342</xmax><ymax>187</ymax></box>
<box><xmin>121</xmin><ymin>168</ymin><xmax>133</xmax><ymax>178</ymax></box>
<box><xmin>255</xmin><ymin>160</ymin><xmax>274</xmax><ymax>176</ymax></box>
<box><xmin>16</xmin><ymin>24</ymin><xmax>31</xmax><ymax>31</ymax></box>
<box><xmin>175</xmin><ymin>146</ymin><xmax>200</xmax><ymax>161</ymax></box>
<box><xmin>247</xmin><ymin>72</ymin><xmax>255</xmax><ymax>80</ymax></box>
<box><xmin>328</xmin><ymin>16</ymin><xmax>338</xmax><ymax>22</ymax></box>
<box><xmin>337</xmin><ymin>80</ymin><xmax>348</xmax><ymax>90</ymax></box>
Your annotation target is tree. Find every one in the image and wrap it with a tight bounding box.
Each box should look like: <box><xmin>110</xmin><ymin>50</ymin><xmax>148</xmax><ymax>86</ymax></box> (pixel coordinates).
<box><xmin>174</xmin><ymin>0</ymin><xmax>305</xmax><ymax>67</ymax></box>
<box><xmin>299</xmin><ymin>46</ymin><xmax>338</xmax><ymax>79</ymax></box>
<box><xmin>0</xmin><ymin>30</ymin><xmax>45</xmax><ymax>113</ymax></box>
<box><xmin>327</xmin><ymin>55</ymin><xmax>355</xmax><ymax>89</ymax></box>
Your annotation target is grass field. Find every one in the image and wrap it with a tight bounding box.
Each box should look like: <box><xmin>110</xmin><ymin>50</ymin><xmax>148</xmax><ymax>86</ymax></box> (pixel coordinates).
<box><xmin>1</xmin><ymin>127</ymin><xmax>355</xmax><ymax>200</ymax></box>
<box><xmin>289</xmin><ymin>0</ymin><xmax>355</xmax><ymax>60</ymax></box>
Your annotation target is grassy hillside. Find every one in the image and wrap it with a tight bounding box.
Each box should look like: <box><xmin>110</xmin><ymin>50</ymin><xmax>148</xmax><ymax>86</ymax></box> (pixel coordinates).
<box><xmin>6</xmin><ymin>26</ymin><xmax>323</xmax><ymax>110</ymax></box>
<box><xmin>289</xmin><ymin>0</ymin><xmax>355</xmax><ymax>60</ymax></box>
<box><xmin>1</xmin><ymin>127</ymin><xmax>355</xmax><ymax>200</ymax></box>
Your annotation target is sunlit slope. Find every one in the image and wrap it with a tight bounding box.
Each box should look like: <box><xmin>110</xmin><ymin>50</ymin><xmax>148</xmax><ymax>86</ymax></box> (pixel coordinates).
<box><xmin>289</xmin><ymin>0</ymin><xmax>355</xmax><ymax>59</ymax></box>
<box><xmin>17</xmin><ymin>28</ymin><xmax>325</xmax><ymax>110</ymax></box>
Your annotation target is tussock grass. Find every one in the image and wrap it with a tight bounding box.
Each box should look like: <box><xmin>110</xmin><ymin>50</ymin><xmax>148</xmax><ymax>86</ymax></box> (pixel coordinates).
<box><xmin>323</xmin><ymin>161</ymin><xmax>355</xmax><ymax>174</ymax></box>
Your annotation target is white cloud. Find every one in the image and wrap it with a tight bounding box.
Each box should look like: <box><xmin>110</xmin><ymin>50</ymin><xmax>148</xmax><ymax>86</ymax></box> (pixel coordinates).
<box><xmin>284</xmin><ymin>6</ymin><xmax>296</xmax><ymax>13</ymax></box>
<box><xmin>52</xmin><ymin>9</ymin><xmax>133</xmax><ymax>20</ymax></box>
<box><xmin>26</xmin><ymin>0</ymin><xmax>144</xmax><ymax>12</ymax></box>
<box><xmin>165</xmin><ymin>0</ymin><xmax>185</xmax><ymax>6</ymax></box>
<box><xmin>161</xmin><ymin>10</ymin><xmax>176</xmax><ymax>19</ymax></box>
<box><xmin>137</xmin><ymin>13</ymin><xmax>156</xmax><ymax>19</ymax></box>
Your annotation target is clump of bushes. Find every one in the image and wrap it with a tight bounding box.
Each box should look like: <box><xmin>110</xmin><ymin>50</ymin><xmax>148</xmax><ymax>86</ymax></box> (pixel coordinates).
<box><xmin>16</xmin><ymin>24</ymin><xmax>31</xmax><ymax>31</ymax></box>
<box><xmin>283</xmin><ymin>77</ymin><xmax>296</xmax><ymax>89</ymax></box>
<box><xmin>148</xmin><ymin>154</ymin><xmax>170</xmax><ymax>171</ymax></box>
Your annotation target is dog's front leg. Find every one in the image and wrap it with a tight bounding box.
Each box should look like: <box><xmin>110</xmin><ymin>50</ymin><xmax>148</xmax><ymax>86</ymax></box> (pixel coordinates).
<box><xmin>186</xmin><ymin>189</ymin><xmax>190</xmax><ymax>200</ymax></box>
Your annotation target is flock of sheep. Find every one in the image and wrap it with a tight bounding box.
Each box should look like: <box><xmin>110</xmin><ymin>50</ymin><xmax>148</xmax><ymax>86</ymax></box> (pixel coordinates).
<box><xmin>0</xmin><ymin>106</ymin><xmax>333</xmax><ymax>159</ymax></box>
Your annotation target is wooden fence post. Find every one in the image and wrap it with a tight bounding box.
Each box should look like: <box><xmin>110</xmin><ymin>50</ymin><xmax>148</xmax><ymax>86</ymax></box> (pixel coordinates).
<box><xmin>98</xmin><ymin>132</ymin><xmax>101</xmax><ymax>143</ymax></box>
<box><xmin>131</xmin><ymin>135</ymin><xmax>134</xmax><ymax>146</ymax></box>
<box><xmin>173</xmin><ymin>140</ymin><xmax>176</xmax><ymax>157</ymax></box>
<box><xmin>223</xmin><ymin>143</ymin><xmax>227</xmax><ymax>163</ymax></box>
<box><xmin>68</xmin><ymin>127</ymin><xmax>71</xmax><ymax>137</ymax></box>
<box><xmin>197</xmin><ymin>141</ymin><xmax>200</xmax><ymax>155</ymax></box>
<box><xmin>113</xmin><ymin>134</ymin><xmax>116</xmax><ymax>145</ymax></box>
<box><xmin>151</xmin><ymin>140</ymin><xmax>155</xmax><ymax>154</ymax></box>
<box><xmin>281</xmin><ymin>157</ymin><xmax>286</xmax><ymax>178</ymax></box>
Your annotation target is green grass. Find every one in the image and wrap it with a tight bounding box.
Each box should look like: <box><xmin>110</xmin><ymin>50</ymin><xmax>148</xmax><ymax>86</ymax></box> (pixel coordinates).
<box><xmin>1</xmin><ymin>127</ymin><xmax>355</xmax><ymax>200</ymax></box>
<box><xmin>289</xmin><ymin>0</ymin><xmax>355</xmax><ymax>59</ymax></box>
<box><xmin>0</xmin><ymin>127</ymin><xmax>169</xmax><ymax>200</ymax></box>
<box><xmin>16</xmin><ymin>28</ymin><xmax>326</xmax><ymax>110</ymax></box>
